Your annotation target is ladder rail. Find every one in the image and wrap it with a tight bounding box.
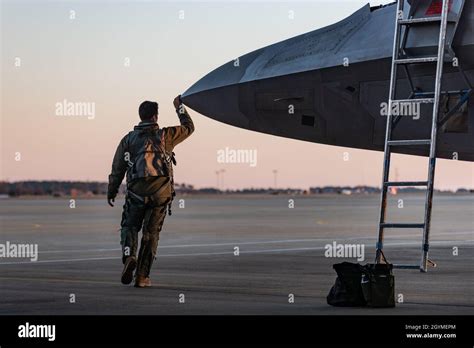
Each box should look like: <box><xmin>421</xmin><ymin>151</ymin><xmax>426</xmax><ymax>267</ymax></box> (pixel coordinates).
<box><xmin>375</xmin><ymin>0</ymin><xmax>404</xmax><ymax>263</ymax></box>
<box><xmin>420</xmin><ymin>0</ymin><xmax>451</xmax><ymax>272</ymax></box>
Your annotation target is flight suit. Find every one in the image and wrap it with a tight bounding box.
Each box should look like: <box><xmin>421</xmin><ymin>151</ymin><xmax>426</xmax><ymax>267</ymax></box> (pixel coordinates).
<box><xmin>108</xmin><ymin>107</ymin><xmax>194</xmax><ymax>277</ymax></box>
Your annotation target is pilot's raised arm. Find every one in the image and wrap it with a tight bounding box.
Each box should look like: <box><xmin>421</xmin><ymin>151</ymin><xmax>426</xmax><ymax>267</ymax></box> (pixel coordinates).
<box><xmin>162</xmin><ymin>95</ymin><xmax>195</xmax><ymax>151</ymax></box>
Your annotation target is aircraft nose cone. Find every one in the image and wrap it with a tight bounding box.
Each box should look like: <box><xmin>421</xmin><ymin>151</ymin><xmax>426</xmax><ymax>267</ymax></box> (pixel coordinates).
<box><xmin>182</xmin><ymin>87</ymin><xmax>251</xmax><ymax>130</ymax></box>
<box><xmin>181</xmin><ymin>53</ymin><xmax>262</xmax><ymax>129</ymax></box>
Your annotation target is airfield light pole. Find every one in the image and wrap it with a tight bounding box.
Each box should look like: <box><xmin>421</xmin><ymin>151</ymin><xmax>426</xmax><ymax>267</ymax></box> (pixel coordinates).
<box><xmin>220</xmin><ymin>169</ymin><xmax>226</xmax><ymax>191</ymax></box>
<box><xmin>273</xmin><ymin>170</ymin><xmax>278</xmax><ymax>190</ymax></box>
<box><xmin>215</xmin><ymin>171</ymin><xmax>220</xmax><ymax>190</ymax></box>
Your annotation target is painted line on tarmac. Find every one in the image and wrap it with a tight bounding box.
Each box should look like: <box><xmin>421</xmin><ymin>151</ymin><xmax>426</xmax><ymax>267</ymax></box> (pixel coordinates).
<box><xmin>0</xmin><ymin>240</ymin><xmax>472</xmax><ymax>265</ymax></box>
<box><xmin>36</xmin><ymin>231</ymin><xmax>474</xmax><ymax>254</ymax></box>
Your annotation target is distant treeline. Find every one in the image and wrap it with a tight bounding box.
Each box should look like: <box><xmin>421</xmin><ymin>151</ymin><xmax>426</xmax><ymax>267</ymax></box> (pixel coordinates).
<box><xmin>0</xmin><ymin>181</ymin><xmax>471</xmax><ymax>197</ymax></box>
<box><xmin>0</xmin><ymin>181</ymin><xmax>112</xmax><ymax>197</ymax></box>
<box><xmin>0</xmin><ymin>181</ymin><xmax>192</xmax><ymax>197</ymax></box>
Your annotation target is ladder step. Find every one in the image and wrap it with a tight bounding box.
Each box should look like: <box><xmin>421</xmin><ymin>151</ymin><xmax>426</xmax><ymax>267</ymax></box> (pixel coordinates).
<box><xmin>394</xmin><ymin>57</ymin><xmax>438</xmax><ymax>64</ymax></box>
<box><xmin>392</xmin><ymin>98</ymin><xmax>435</xmax><ymax>104</ymax></box>
<box><xmin>384</xmin><ymin>181</ymin><xmax>428</xmax><ymax>187</ymax></box>
<box><xmin>398</xmin><ymin>17</ymin><xmax>442</xmax><ymax>25</ymax></box>
<box><xmin>388</xmin><ymin>139</ymin><xmax>431</xmax><ymax>146</ymax></box>
<box><xmin>380</xmin><ymin>223</ymin><xmax>425</xmax><ymax>229</ymax></box>
<box><xmin>414</xmin><ymin>89</ymin><xmax>469</xmax><ymax>98</ymax></box>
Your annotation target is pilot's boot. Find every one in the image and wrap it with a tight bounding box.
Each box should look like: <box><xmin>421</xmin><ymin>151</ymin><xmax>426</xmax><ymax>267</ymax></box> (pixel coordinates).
<box><xmin>121</xmin><ymin>256</ymin><xmax>137</xmax><ymax>285</ymax></box>
<box><xmin>134</xmin><ymin>275</ymin><xmax>152</xmax><ymax>288</ymax></box>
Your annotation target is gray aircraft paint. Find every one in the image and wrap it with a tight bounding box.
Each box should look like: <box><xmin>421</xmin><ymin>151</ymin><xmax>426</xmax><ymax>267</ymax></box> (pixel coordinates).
<box><xmin>182</xmin><ymin>1</ymin><xmax>474</xmax><ymax>161</ymax></box>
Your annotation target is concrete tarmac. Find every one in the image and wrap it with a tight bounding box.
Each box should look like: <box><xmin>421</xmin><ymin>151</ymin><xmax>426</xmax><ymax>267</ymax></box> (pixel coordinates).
<box><xmin>0</xmin><ymin>194</ymin><xmax>473</xmax><ymax>315</ymax></box>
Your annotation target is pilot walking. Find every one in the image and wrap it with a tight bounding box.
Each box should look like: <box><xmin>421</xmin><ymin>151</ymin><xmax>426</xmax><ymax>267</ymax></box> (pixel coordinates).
<box><xmin>107</xmin><ymin>96</ymin><xmax>194</xmax><ymax>287</ymax></box>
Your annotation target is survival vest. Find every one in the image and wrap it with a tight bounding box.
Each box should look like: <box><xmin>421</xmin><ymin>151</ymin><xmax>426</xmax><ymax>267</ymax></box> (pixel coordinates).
<box><xmin>125</xmin><ymin>124</ymin><xmax>176</xmax><ymax>213</ymax></box>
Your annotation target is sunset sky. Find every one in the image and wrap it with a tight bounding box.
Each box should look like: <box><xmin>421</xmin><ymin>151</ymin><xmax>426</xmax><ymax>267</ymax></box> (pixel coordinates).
<box><xmin>1</xmin><ymin>0</ymin><xmax>473</xmax><ymax>190</ymax></box>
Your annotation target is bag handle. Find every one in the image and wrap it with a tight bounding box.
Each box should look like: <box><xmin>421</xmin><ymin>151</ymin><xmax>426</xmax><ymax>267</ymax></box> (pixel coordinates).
<box><xmin>374</xmin><ymin>249</ymin><xmax>389</xmax><ymax>264</ymax></box>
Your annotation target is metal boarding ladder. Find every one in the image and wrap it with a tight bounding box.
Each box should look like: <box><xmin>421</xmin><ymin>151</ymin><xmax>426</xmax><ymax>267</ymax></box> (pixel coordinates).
<box><xmin>375</xmin><ymin>0</ymin><xmax>467</xmax><ymax>272</ymax></box>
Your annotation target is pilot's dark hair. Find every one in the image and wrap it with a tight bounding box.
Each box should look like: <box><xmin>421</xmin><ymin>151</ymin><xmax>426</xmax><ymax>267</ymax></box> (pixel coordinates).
<box><xmin>139</xmin><ymin>101</ymin><xmax>159</xmax><ymax>121</ymax></box>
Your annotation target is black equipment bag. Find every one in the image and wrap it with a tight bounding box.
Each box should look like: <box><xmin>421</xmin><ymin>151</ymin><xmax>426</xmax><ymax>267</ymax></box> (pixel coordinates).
<box><xmin>327</xmin><ymin>262</ymin><xmax>366</xmax><ymax>307</ymax></box>
<box><xmin>361</xmin><ymin>252</ymin><xmax>396</xmax><ymax>308</ymax></box>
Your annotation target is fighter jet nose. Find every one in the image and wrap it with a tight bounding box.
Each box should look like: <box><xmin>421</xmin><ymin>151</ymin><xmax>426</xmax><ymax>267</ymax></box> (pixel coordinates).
<box><xmin>181</xmin><ymin>81</ymin><xmax>249</xmax><ymax>130</ymax></box>
<box><xmin>182</xmin><ymin>53</ymin><xmax>263</xmax><ymax>129</ymax></box>
<box><xmin>182</xmin><ymin>62</ymin><xmax>249</xmax><ymax>128</ymax></box>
